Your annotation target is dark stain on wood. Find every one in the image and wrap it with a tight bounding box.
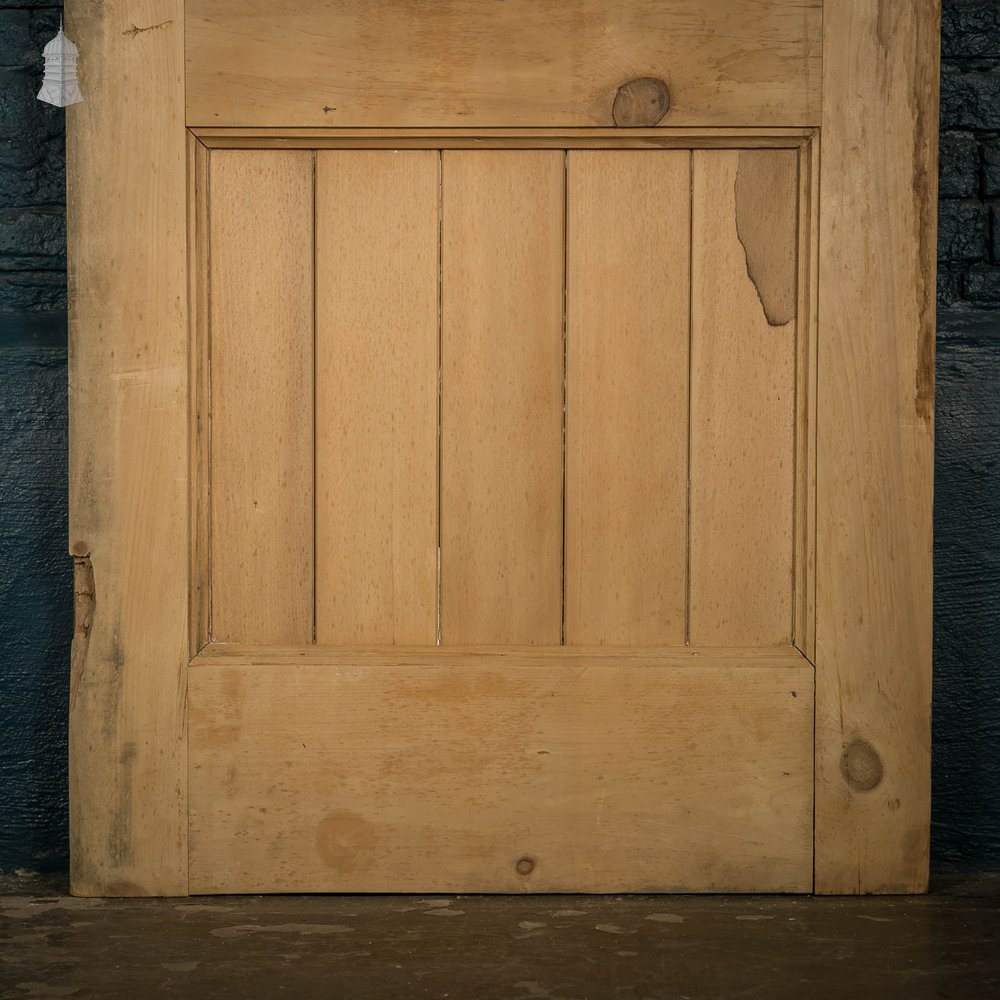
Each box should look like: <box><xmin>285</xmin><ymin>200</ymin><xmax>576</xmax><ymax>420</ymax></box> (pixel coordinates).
<box><xmin>122</xmin><ymin>20</ymin><xmax>174</xmax><ymax>39</ymax></box>
<box><xmin>911</xmin><ymin>5</ymin><xmax>939</xmax><ymax>426</ymax></box>
<box><xmin>612</xmin><ymin>78</ymin><xmax>670</xmax><ymax>127</ymax></box>
<box><xmin>841</xmin><ymin>739</ymin><xmax>884</xmax><ymax>792</ymax></box>
<box><xmin>69</xmin><ymin>552</ymin><xmax>95</xmax><ymax>714</ymax></box>
<box><xmin>734</xmin><ymin>150</ymin><xmax>798</xmax><ymax>328</ymax></box>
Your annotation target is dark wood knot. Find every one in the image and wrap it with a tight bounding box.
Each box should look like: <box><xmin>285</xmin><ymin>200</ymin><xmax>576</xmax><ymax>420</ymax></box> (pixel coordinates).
<box><xmin>612</xmin><ymin>77</ymin><xmax>670</xmax><ymax>127</ymax></box>
<box><xmin>840</xmin><ymin>739</ymin><xmax>884</xmax><ymax>792</ymax></box>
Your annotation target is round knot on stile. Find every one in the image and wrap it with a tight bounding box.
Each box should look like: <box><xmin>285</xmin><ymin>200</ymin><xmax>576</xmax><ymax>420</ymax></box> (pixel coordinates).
<box><xmin>840</xmin><ymin>739</ymin><xmax>884</xmax><ymax>792</ymax></box>
<box><xmin>515</xmin><ymin>856</ymin><xmax>535</xmax><ymax>877</ymax></box>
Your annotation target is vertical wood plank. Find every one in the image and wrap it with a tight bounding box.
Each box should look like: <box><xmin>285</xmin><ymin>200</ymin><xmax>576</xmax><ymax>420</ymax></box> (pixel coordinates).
<box><xmin>564</xmin><ymin>151</ymin><xmax>690</xmax><ymax>645</ymax></box>
<box><xmin>440</xmin><ymin>151</ymin><xmax>564</xmax><ymax>644</ymax></box>
<box><xmin>209</xmin><ymin>150</ymin><xmax>314</xmax><ymax>644</ymax></box>
<box><xmin>689</xmin><ymin>149</ymin><xmax>798</xmax><ymax>646</ymax></box>
<box><xmin>314</xmin><ymin>151</ymin><xmax>439</xmax><ymax>644</ymax></box>
<box><xmin>815</xmin><ymin>0</ymin><xmax>938</xmax><ymax>893</ymax></box>
<box><xmin>66</xmin><ymin>0</ymin><xmax>188</xmax><ymax>895</ymax></box>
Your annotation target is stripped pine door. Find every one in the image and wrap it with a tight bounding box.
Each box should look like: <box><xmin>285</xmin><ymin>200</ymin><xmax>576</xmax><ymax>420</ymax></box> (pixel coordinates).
<box><xmin>67</xmin><ymin>0</ymin><xmax>938</xmax><ymax>895</ymax></box>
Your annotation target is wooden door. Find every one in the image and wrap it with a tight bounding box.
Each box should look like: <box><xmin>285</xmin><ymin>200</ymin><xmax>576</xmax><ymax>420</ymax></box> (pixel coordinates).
<box><xmin>66</xmin><ymin>0</ymin><xmax>939</xmax><ymax>896</ymax></box>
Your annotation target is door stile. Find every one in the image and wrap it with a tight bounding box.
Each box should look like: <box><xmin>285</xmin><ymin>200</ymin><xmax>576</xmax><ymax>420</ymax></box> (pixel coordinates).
<box><xmin>815</xmin><ymin>0</ymin><xmax>939</xmax><ymax>893</ymax></box>
<box><xmin>67</xmin><ymin>0</ymin><xmax>189</xmax><ymax>896</ymax></box>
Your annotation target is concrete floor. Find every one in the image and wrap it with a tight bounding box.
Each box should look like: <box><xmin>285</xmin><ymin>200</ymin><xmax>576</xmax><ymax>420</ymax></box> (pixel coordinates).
<box><xmin>1</xmin><ymin>875</ymin><xmax>998</xmax><ymax>999</ymax></box>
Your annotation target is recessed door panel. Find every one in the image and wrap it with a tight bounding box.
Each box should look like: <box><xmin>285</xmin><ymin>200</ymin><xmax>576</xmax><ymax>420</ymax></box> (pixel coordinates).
<box><xmin>199</xmin><ymin>147</ymin><xmax>807</xmax><ymax>651</ymax></box>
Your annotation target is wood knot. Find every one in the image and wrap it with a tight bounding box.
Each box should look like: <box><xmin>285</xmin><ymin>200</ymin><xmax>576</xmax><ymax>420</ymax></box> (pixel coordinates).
<box><xmin>612</xmin><ymin>77</ymin><xmax>670</xmax><ymax>127</ymax></box>
<box><xmin>515</xmin><ymin>856</ymin><xmax>535</xmax><ymax>876</ymax></box>
<box><xmin>840</xmin><ymin>739</ymin><xmax>884</xmax><ymax>792</ymax></box>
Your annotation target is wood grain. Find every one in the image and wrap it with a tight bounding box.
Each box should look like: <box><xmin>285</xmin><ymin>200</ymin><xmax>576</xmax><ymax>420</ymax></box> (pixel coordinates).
<box><xmin>66</xmin><ymin>0</ymin><xmax>188</xmax><ymax>896</ymax></box>
<box><xmin>794</xmin><ymin>137</ymin><xmax>820</xmax><ymax>661</ymax></box>
<box><xmin>192</xmin><ymin>127</ymin><xmax>816</xmax><ymax>151</ymax></box>
<box><xmin>689</xmin><ymin>150</ymin><xmax>798</xmax><ymax>646</ymax></box>
<box><xmin>194</xmin><ymin>644</ymin><xmax>808</xmax><ymax>668</ymax></box>
<box><xmin>189</xmin><ymin>654</ymin><xmax>814</xmax><ymax>893</ymax></box>
<box><xmin>314</xmin><ymin>152</ymin><xmax>439</xmax><ymax>644</ymax></box>
<box><xmin>186</xmin><ymin>0</ymin><xmax>822</xmax><ymax>129</ymax></box>
<box><xmin>208</xmin><ymin>150</ymin><xmax>314</xmax><ymax>645</ymax></box>
<box><xmin>565</xmin><ymin>151</ymin><xmax>690</xmax><ymax>645</ymax></box>
<box><xmin>440</xmin><ymin>152</ymin><xmax>564</xmax><ymax>645</ymax></box>
<box><xmin>190</xmin><ymin>136</ymin><xmax>211</xmax><ymax>654</ymax></box>
<box><xmin>815</xmin><ymin>0</ymin><xmax>938</xmax><ymax>894</ymax></box>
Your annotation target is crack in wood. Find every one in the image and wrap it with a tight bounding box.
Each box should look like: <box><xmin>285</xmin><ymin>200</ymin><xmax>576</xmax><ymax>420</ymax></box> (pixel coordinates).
<box><xmin>70</xmin><ymin>552</ymin><xmax>95</xmax><ymax>714</ymax></box>
<box><xmin>122</xmin><ymin>20</ymin><xmax>174</xmax><ymax>39</ymax></box>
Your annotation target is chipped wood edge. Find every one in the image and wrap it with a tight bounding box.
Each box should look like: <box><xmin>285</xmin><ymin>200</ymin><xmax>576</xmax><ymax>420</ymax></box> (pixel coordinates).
<box><xmin>66</xmin><ymin>0</ymin><xmax>189</xmax><ymax>896</ymax></box>
<box><xmin>814</xmin><ymin>0</ymin><xmax>939</xmax><ymax>894</ymax></box>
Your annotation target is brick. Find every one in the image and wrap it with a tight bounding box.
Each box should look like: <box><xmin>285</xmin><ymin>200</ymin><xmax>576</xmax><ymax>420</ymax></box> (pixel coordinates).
<box><xmin>939</xmin><ymin>200</ymin><xmax>990</xmax><ymax>263</ymax></box>
<box><xmin>0</xmin><ymin>8</ymin><xmax>61</xmax><ymax>72</ymax></box>
<box><xmin>937</xmin><ymin>264</ymin><xmax>964</xmax><ymax>309</ymax></box>
<box><xmin>940</xmin><ymin>132</ymin><xmax>981</xmax><ymax>198</ymax></box>
<box><xmin>942</xmin><ymin>0</ymin><xmax>1000</xmax><ymax>60</ymax></box>
<box><xmin>0</xmin><ymin>273</ymin><xmax>66</xmax><ymax>313</ymax></box>
<box><xmin>0</xmin><ymin>209</ymin><xmax>65</xmax><ymax>271</ymax></box>
<box><xmin>941</xmin><ymin>70</ymin><xmax>1000</xmax><ymax>132</ymax></box>
<box><xmin>0</xmin><ymin>62</ymin><xmax>65</xmax><ymax>207</ymax></box>
<box><xmin>984</xmin><ymin>144</ymin><xmax>1000</xmax><ymax>199</ymax></box>
<box><xmin>963</xmin><ymin>264</ymin><xmax>1000</xmax><ymax>304</ymax></box>
<box><xmin>0</xmin><ymin>136</ymin><xmax>65</xmax><ymax>207</ymax></box>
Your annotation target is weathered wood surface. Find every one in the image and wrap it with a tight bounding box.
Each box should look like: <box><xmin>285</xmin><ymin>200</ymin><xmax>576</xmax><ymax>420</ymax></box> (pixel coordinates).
<box><xmin>814</xmin><ymin>0</ymin><xmax>938</xmax><ymax>893</ymax></box>
<box><xmin>186</xmin><ymin>0</ymin><xmax>823</xmax><ymax>129</ymax></box>
<box><xmin>66</xmin><ymin>0</ymin><xmax>188</xmax><ymax>895</ymax></box>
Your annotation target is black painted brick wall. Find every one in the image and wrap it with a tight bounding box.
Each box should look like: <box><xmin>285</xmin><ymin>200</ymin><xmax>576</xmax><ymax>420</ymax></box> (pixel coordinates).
<box><xmin>0</xmin><ymin>2</ymin><xmax>998</xmax><ymax>875</ymax></box>
<box><xmin>940</xmin><ymin>0</ymin><xmax>1000</xmax><ymax>305</ymax></box>
<box><xmin>0</xmin><ymin>1</ymin><xmax>70</xmax><ymax>875</ymax></box>
<box><xmin>934</xmin><ymin>0</ymin><xmax>1000</xmax><ymax>873</ymax></box>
